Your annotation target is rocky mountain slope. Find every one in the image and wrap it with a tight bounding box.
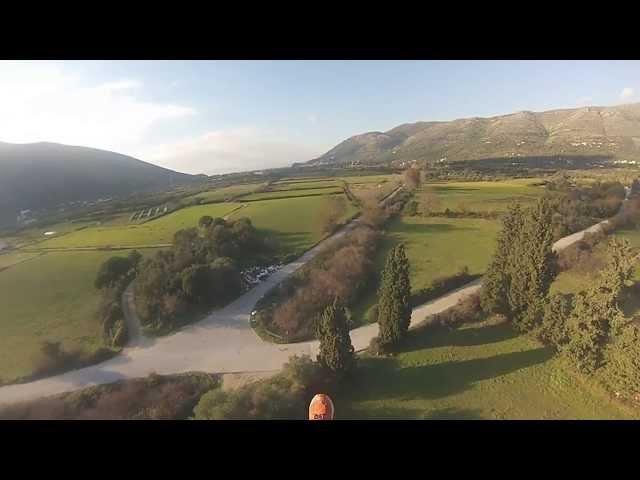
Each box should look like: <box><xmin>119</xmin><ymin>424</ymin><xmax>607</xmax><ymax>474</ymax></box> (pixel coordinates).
<box><xmin>307</xmin><ymin>103</ymin><xmax>640</xmax><ymax>166</ymax></box>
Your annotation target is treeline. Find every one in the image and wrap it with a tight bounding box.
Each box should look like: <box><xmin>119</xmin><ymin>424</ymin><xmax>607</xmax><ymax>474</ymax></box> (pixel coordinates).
<box><xmin>94</xmin><ymin>250</ymin><xmax>143</xmax><ymax>347</ymax></box>
<box><xmin>545</xmin><ymin>177</ymin><xmax>626</xmax><ymax>239</ymax></box>
<box><xmin>133</xmin><ymin>216</ymin><xmax>268</xmax><ymax>333</ymax></box>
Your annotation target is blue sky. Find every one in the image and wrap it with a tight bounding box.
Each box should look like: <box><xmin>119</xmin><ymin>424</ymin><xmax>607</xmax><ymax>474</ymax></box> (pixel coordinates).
<box><xmin>1</xmin><ymin>60</ymin><xmax>638</xmax><ymax>174</ymax></box>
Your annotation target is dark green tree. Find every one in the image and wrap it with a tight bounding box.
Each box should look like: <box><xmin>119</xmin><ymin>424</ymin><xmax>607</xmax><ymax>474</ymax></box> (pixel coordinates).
<box><xmin>481</xmin><ymin>203</ymin><xmax>523</xmax><ymax>315</ymax></box>
<box><xmin>508</xmin><ymin>198</ymin><xmax>558</xmax><ymax>331</ymax></box>
<box><xmin>95</xmin><ymin>255</ymin><xmax>135</xmax><ymax>290</ymax></box>
<box><xmin>180</xmin><ymin>264</ymin><xmax>213</xmax><ymax>305</ymax></box>
<box><xmin>564</xmin><ymin>238</ymin><xmax>635</xmax><ymax>374</ymax></box>
<box><xmin>198</xmin><ymin>215</ymin><xmax>214</xmax><ymax>229</ymax></box>
<box><xmin>315</xmin><ymin>298</ymin><xmax>355</xmax><ymax>377</ymax></box>
<box><xmin>376</xmin><ymin>243</ymin><xmax>412</xmax><ymax>349</ymax></box>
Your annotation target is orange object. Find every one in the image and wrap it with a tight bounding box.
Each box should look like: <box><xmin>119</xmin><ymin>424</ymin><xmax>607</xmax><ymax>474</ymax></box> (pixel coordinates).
<box><xmin>308</xmin><ymin>394</ymin><xmax>335</xmax><ymax>420</ymax></box>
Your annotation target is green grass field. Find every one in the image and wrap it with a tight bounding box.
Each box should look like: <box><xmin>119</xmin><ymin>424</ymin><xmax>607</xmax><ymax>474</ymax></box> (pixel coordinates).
<box><xmin>31</xmin><ymin>203</ymin><xmax>242</xmax><ymax>249</ymax></box>
<box><xmin>230</xmin><ymin>195</ymin><xmax>358</xmax><ymax>257</ymax></box>
<box><xmin>270</xmin><ymin>180</ymin><xmax>343</xmax><ymax>191</ymax></box>
<box><xmin>0</xmin><ymin>252</ymin><xmax>42</xmax><ymax>270</ymax></box>
<box><xmin>342</xmin><ymin>174</ymin><xmax>401</xmax><ymax>185</ymax></box>
<box><xmin>336</xmin><ymin>317</ymin><xmax>635</xmax><ymax>419</ymax></box>
<box><xmin>2</xmin><ymin>220</ymin><xmax>100</xmax><ymax>248</ymax></box>
<box><xmin>384</xmin><ymin>216</ymin><xmax>500</xmax><ymax>289</ymax></box>
<box><xmin>352</xmin><ymin>215</ymin><xmax>499</xmax><ymax>324</ymax></box>
<box><xmin>182</xmin><ymin>182</ymin><xmax>265</xmax><ymax>204</ymax></box>
<box><xmin>424</xmin><ymin>179</ymin><xmax>545</xmax><ymax>213</ymax></box>
<box><xmin>241</xmin><ymin>188</ymin><xmax>344</xmax><ymax>201</ymax></box>
<box><xmin>0</xmin><ymin>249</ymin><xmax>160</xmax><ymax>383</ymax></box>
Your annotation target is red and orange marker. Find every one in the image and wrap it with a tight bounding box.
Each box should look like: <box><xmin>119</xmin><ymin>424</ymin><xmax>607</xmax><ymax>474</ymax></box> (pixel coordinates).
<box><xmin>309</xmin><ymin>394</ymin><xmax>335</xmax><ymax>420</ymax></box>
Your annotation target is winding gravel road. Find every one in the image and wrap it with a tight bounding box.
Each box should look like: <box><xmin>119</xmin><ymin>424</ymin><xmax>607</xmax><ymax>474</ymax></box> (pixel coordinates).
<box><xmin>0</xmin><ymin>193</ymin><xmax>618</xmax><ymax>407</ymax></box>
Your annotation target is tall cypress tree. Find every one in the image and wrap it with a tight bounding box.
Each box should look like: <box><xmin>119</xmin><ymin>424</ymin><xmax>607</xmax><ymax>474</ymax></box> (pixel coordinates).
<box><xmin>316</xmin><ymin>298</ymin><xmax>355</xmax><ymax>377</ymax></box>
<box><xmin>481</xmin><ymin>203</ymin><xmax>522</xmax><ymax>315</ymax></box>
<box><xmin>377</xmin><ymin>243</ymin><xmax>412</xmax><ymax>349</ymax></box>
<box><xmin>509</xmin><ymin>197</ymin><xmax>558</xmax><ymax>331</ymax></box>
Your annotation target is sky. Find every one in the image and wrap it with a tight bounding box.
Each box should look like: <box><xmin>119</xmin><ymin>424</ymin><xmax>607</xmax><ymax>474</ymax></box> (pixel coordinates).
<box><xmin>1</xmin><ymin>60</ymin><xmax>639</xmax><ymax>175</ymax></box>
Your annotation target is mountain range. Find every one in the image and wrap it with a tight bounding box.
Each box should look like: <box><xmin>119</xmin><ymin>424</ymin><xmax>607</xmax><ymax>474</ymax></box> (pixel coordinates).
<box><xmin>0</xmin><ymin>142</ymin><xmax>200</xmax><ymax>228</ymax></box>
<box><xmin>307</xmin><ymin>103</ymin><xmax>640</xmax><ymax>166</ymax></box>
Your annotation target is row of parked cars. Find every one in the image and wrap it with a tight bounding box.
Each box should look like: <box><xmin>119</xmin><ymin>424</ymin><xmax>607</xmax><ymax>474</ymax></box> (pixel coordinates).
<box><xmin>241</xmin><ymin>263</ymin><xmax>283</xmax><ymax>289</ymax></box>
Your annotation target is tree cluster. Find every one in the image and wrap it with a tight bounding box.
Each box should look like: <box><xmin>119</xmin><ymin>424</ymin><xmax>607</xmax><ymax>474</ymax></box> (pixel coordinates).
<box><xmin>481</xmin><ymin>198</ymin><xmax>558</xmax><ymax>332</ymax></box>
<box><xmin>545</xmin><ymin>180</ymin><xmax>626</xmax><ymax>239</ymax></box>
<box><xmin>134</xmin><ymin>216</ymin><xmax>266</xmax><ymax>332</ymax></box>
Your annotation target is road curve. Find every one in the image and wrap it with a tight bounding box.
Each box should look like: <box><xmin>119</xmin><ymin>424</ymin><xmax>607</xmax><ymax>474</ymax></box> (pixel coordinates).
<box><xmin>0</xmin><ymin>193</ymin><xmax>617</xmax><ymax>406</ymax></box>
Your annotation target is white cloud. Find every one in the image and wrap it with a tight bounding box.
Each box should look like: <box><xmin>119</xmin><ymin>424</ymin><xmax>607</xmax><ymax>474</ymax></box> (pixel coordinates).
<box><xmin>620</xmin><ymin>87</ymin><xmax>635</xmax><ymax>101</ymax></box>
<box><xmin>307</xmin><ymin>114</ymin><xmax>318</xmax><ymax>124</ymax></box>
<box><xmin>138</xmin><ymin>128</ymin><xmax>323</xmax><ymax>175</ymax></box>
<box><xmin>0</xmin><ymin>62</ymin><xmax>323</xmax><ymax>175</ymax></box>
<box><xmin>0</xmin><ymin>61</ymin><xmax>195</xmax><ymax>154</ymax></box>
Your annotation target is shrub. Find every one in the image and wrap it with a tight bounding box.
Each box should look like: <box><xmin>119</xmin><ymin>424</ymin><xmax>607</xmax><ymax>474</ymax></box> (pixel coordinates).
<box><xmin>267</xmin><ymin>226</ymin><xmax>380</xmax><ymax>340</ymax></box>
<box><xmin>411</xmin><ymin>266</ymin><xmax>477</xmax><ymax>307</ymax></box>
<box><xmin>193</xmin><ymin>355</ymin><xmax>331</xmax><ymax>420</ymax></box>
<box><xmin>430</xmin><ymin>293</ymin><xmax>483</xmax><ymax>329</ymax></box>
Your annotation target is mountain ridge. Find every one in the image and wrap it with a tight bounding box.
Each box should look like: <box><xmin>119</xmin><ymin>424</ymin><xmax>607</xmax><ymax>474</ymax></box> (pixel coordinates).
<box><xmin>306</xmin><ymin>103</ymin><xmax>640</xmax><ymax>166</ymax></box>
<box><xmin>0</xmin><ymin>142</ymin><xmax>201</xmax><ymax>228</ymax></box>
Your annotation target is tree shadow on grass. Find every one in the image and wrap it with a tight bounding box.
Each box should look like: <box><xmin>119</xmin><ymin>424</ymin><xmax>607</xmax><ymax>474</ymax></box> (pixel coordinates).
<box><xmin>340</xmin><ymin>402</ymin><xmax>484</xmax><ymax>420</ymax></box>
<box><xmin>390</xmin><ymin>221</ymin><xmax>475</xmax><ymax>237</ymax></box>
<box><xmin>405</xmin><ymin>323</ymin><xmax>519</xmax><ymax>351</ymax></box>
<box><xmin>348</xmin><ymin>342</ymin><xmax>553</xmax><ymax>405</ymax></box>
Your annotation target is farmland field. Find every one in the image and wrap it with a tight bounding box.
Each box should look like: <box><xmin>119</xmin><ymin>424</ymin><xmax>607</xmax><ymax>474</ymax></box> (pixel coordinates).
<box><xmin>240</xmin><ymin>187</ymin><xmax>344</xmax><ymax>201</ymax></box>
<box><xmin>270</xmin><ymin>180</ymin><xmax>343</xmax><ymax>191</ymax></box>
<box><xmin>31</xmin><ymin>203</ymin><xmax>242</xmax><ymax>249</ymax></box>
<box><xmin>182</xmin><ymin>182</ymin><xmax>266</xmax><ymax>204</ymax></box>
<box><xmin>229</xmin><ymin>194</ymin><xmax>359</xmax><ymax>257</ymax></box>
<box><xmin>0</xmin><ymin>252</ymin><xmax>42</xmax><ymax>270</ymax></box>
<box><xmin>2</xmin><ymin>220</ymin><xmax>100</xmax><ymax>248</ymax></box>
<box><xmin>336</xmin><ymin>317</ymin><xmax>635</xmax><ymax>419</ymax></box>
<box><xmin>383</xmin><ymin>216</ymin><xmax>500</xmax><ymax>290</ymax></box>
<box><xmin>350</xmin><ymin>179</ymin><xmax>402</xmax><ymax>201</ymax></box>
<box><xmin>423</xmin><ymin>179</ymin><xmax>545</xmax><ymax>213</ymax></box>
<box><xmin>0</xmin><ymin>249</ymin><xmax>159</xmax><ymax>383</ymax></box>
<box><xmin>352</xmin><ymin>215</ymin><xmax>500</xmax><ymax>324</ymax></box>
<box><xmin>341</xmin><ymin>174</ymin><xmax>401</xmax><ymax>185</ymax></box>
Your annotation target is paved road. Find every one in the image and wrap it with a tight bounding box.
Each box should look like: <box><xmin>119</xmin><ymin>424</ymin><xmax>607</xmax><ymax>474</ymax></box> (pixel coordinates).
<box><xmin>0</xmin><ymin>191</ymin><xmax>617</xmax><ymax>406</ymax></box>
